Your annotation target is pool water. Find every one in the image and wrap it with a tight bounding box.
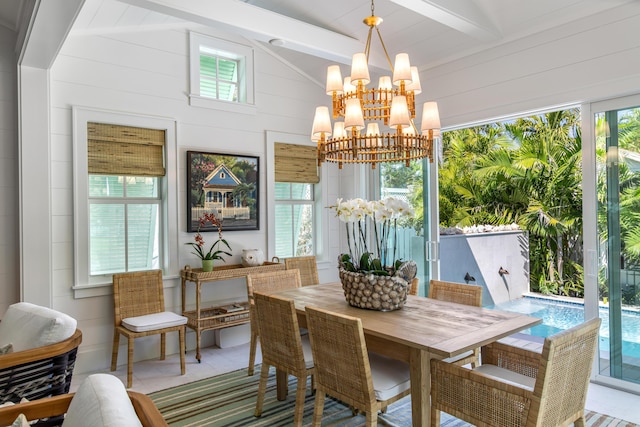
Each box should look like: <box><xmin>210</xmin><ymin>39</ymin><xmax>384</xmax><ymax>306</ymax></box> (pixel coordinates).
<box><xmin>491</xmin><ymin>297</ymin><xmax>640</xmax><ymax>359</ymax></box>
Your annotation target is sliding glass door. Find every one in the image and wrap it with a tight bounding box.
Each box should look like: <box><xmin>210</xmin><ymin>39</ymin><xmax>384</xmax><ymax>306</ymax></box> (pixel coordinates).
<box><xmin>588</xmin><ymin>95</ymin><xmax>640</xmax><ymax>391</ymax></box>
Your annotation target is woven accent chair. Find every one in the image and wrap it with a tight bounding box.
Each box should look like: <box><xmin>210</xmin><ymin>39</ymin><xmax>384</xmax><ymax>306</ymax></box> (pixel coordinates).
<box><xmin>253</xmin><ymin>292</ymin><xmax>314</xmax><ymax>427</ymax></box>
<box><xmin>0</xmin><ymin>302</ymin><xmax>82</xmax><ymax>426</ymax></box>
<box><xmin>305</xmin><ymin>305</ymin><xmax>411</xmax><ymax>427</ymax></box>
<box><xmin>284</xmin><ymin>256</ymin><xmax>320</xmax><ymax>286</ymax></box>
<box><xmin>246</xmin><ymin>269</ymin><xmax>302</xmax><ymax>376</ymax></box>
<box><xmin>111</xmin><ymin>270</ymin><xmax>187</xmax><ymax>388</ymax></box>
<box><xmin>430</xmin><ymin>317</ymin><xmax>601</xmax><ymax>427</ymax></box>
<box><xmin>428</xmin><ymin>279</ymin><xmax>483</xmax><ymax>367</ymax></box>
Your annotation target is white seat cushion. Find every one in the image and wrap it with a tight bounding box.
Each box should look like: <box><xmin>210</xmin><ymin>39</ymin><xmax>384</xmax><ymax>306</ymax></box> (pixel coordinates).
<box><xmin>368</xmin><ymin>352</ymin><xmax>411</xmax><ymax>401</ymax></box>
<box><xmin>122</xmin><ymin>311</ymin><xmax>187</xmax><ymax>332</ymax></box>
<box><xmin>474</xmin><ymin>364</ymin><xmax>536</xmax><ymax>389</ymax></box>
<box><xmin>62</xmin><ymin>374</ymin><xmax>143</xmax><ymax>427</ymax></box>
<box><xmin>300</xmin><ymin>334</ymin><xmax>314</xmax><ymax>369</ymax></box>
<box><xmin>0</xmin><ymin>302</ymin><xmax>77</xmax><ymax>352</ymax></box>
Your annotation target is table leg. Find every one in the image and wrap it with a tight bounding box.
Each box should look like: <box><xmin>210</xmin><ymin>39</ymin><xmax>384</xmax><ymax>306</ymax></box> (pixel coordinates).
<box><xmin>409</xmin><ymin>348</ymin><xmax>430</xmax><ymax>427</ymax></box>
<box><xmin>276</xmin><ymin>368</ymin><xmax>289</xmax><ymax>400</ymax></box>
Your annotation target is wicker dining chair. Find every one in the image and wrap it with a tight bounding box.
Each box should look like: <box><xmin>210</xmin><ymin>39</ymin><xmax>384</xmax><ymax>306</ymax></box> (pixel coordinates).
<box><xmin>428</xmin><ymin>279</ymin><xmax>483</xmax><ymax>367</ymax></box>
<box><xmin>111</xmin><ymin>269</ymin><xmax>187</xmax><ymax>388</ymax></box>
<box><xmin>284</xmin><ymin>256</ymin><xmax>320</xmax><ymax>287</ymax></box>
<box><xmin>305</xmin><ymin>305</ymin><xmax>411</xmax><ymax>427</ymax></box>
<box><xmin>409</xmin><ymin>277</ymin><xmax>420</xmax><ymax>296</ymax></box>
<box><xmin>253</xmin><ymin>292</ymin><xmax>314</xmax><ymax>427</ymax></box>
<box><xmin>430</xmin><ymin>317</ymin><xmax>601</xmax><ymax>427</ymax></box>
<box><xmin>246</xmin><ymin>269</ymin><xmax>302</xmax><ymax>376</ymax></box>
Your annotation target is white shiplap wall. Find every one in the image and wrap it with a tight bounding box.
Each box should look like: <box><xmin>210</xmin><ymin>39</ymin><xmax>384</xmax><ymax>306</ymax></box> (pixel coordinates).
<box><xmin>45</xmin><ymin>25</ymin><xmax>340</xmax><ymax>373</ymax></box>
<box><xmin>0</xmin><ymin>26</ymin><xmax>19</xmax><ymax>315</ymax></box>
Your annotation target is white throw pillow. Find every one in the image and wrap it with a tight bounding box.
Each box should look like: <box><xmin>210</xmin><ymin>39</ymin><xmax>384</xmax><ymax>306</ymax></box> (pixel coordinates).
<box><xmin>10</xmin><ymin>413</ymin><xmax>29</xmax><ymax>427</ymax></box>
<box><xmin>0</xmin><ymin>302</ymin><xmax>77</xmax><ymax>352</ymax></box>
<box><xmin>62</xmin><ymin>374</ymin><xmax>143</xmax><ymax>427</ymax></box>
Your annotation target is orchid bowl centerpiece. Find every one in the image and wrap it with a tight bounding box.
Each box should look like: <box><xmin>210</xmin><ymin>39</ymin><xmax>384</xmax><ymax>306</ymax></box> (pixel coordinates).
<box><xmin>186</xmin><ymin>212</ymin><xmax>232</xmax><ymax>272</ymax></box>
<box><xmin>331</xmin><ymin>197</ymin><xmax>417</xmax><ymax>311</ymax></box>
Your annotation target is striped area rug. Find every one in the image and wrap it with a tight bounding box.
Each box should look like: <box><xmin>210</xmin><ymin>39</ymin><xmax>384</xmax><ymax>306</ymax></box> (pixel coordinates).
<box><xmin>150</xmin><ymin>365</ymin><xmax>638</xmax><ymax>427</ymax></box>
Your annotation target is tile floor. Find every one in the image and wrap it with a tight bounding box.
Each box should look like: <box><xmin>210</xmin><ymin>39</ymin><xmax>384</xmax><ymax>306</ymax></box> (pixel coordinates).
<box><xmin>71</xmin><ymin>340</ymin><xmax>640</xmax><ymax>425</ymax></box>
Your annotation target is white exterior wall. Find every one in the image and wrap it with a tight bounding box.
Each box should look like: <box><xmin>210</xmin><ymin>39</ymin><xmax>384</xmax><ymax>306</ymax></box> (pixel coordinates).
<box><xmin>0</xmin><ymin>1</ymin><xmax>638</xmax><ymax>374</ymax></box>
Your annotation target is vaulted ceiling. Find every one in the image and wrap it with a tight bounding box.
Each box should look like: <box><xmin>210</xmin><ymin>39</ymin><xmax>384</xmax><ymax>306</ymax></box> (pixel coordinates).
<box><xmin>2</xmin><ymin>0</ymin><xmax>634</xmax><ymax>85</ymax></box>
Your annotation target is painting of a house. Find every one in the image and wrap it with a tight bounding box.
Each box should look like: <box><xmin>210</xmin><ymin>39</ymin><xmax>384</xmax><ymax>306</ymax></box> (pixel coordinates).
<box><xmin>187</xmin><ymin>151</ymin><xmax>259</xmax><ymax>231</ymax></box>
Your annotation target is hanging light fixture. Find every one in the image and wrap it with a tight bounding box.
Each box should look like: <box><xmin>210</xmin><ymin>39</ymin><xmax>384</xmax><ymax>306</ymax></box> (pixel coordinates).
<box><xmin>312</xmin><ymin>0</ymin><xmax>441</xmax><ymax>169</ymax></box>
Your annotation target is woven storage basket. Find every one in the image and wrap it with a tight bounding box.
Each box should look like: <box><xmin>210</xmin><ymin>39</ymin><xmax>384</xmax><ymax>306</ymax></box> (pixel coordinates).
<box><xmin>339</xmin><ymin>268</ymin><xmax>412</xmax><ymax>311</ymax></box>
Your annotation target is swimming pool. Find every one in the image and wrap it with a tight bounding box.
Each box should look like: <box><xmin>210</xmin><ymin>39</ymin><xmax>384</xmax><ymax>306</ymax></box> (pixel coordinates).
<box><xmin>491</xmin><ymin>296</ymin><xmax>640</xmax><ymax>359</ymax></box>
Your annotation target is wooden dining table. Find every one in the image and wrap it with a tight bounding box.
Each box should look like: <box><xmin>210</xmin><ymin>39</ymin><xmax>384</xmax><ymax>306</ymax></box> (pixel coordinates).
<box><xmin>271</xmin><ymin>282</ymin><xmax>542</xmax><ymax>427</ymax></box>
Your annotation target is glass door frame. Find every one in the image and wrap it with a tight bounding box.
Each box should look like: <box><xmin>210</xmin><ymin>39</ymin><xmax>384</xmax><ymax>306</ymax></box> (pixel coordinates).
<box><xmin>584</xmin><ymin>93</ymin><xmax>640</xmax><ymax>394</ymax></box>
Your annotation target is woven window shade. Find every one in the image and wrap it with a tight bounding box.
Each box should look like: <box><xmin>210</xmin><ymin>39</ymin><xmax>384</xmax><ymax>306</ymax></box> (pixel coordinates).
<box><xmin>274</xmin><ymin>142</ymin><xmax>319</xmax><ymax>184</ymax></box>
<box><xmin>87</xmin><ymin>122</ymin><xmax>166</xmax><ymax>176</ymax></box>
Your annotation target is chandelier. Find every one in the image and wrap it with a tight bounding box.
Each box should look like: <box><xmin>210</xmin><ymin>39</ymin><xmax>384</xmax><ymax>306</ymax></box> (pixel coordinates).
<box><xmin>312</xmin><ymin>0</ymin><xmax>441</xmax><ymax>169</ymax></box>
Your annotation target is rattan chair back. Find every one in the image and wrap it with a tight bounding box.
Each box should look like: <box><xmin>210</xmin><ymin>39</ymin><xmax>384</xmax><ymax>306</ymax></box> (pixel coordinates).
<box><xmin>253</xmin><ymin>292</ymin><xmax>313</xmax><ymax>426</ymax></box>
<box><xmin>111</xmin><ymin>269</ymin><xmax>186</xmax><ymax>388</ymax></box>
<box><xmin>428</xmin><ymin>279</ymin><xmax>482</xmax><ymax>307</ymax></box>
<box><xmin>430</xmin><ymin>317</ymin><xmax>602</xmax><ymax>426</ymax></box>
<box><xmin>113</xmin><ymin>270</ymin><xmax>165</xmax><ymax>325</ymax></box>
<box><xmin>305</xmin><ymin>305</ymin><xmax>411</xmax><ymax>426</ymax></box>
<box><xmin>428</xmin><ymin>279</ymin><xmax>482</xmax><ymax>367</ymax></box>
<box><xmin>246</xmin><ymin>269</ymin><xmax>302</xmax><ymax>376</ymax></box>
<box><xmin>284</xmin><ymin>256</ymin><xmax>319</xmax><ymax>286</ymax></box>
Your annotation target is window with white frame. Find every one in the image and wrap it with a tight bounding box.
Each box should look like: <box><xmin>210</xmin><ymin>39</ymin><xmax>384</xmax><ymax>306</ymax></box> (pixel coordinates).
<box><xmin>72</xmin><ymin>108</ymin><xmax>178</xmax><ymax>297</ymax></box>
<box><xmin>273</xmin><ymin>142</ymin><xmax>320</xmax><ymax>258</ymax></box>
<box><xmin>275</xmin><ymin>183</ymin><xmax>315</xmax><ymax>257</ymax></box>
<box><xmin>189</xmin><ymin>32</ymin><xmax>255</xmax><ymax>111</ymax></box>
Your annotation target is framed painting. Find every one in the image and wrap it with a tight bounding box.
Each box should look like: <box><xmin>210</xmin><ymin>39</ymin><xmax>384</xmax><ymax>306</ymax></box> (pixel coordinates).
<box><xmin>187</xmin><ymin>151</ymin><xmax>259</xmax><ymax>232</ymax></box>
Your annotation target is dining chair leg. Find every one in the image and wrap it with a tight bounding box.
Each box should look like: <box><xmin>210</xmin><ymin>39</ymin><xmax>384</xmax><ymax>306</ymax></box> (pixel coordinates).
<box><xmin>179</xmin><ymin>327</ymin><xmax>186</xmax><ymax>375</ymax></box>
<box><xmin>254</xmin><ymin>364</ymin><xmax>270</xmax><ymax>417</ymax></box>
<box><xmin>312</xmin><ymin>390</ymin><xmax>325</xmax><ymax>427</ymax></box>
<box><xmin>293</xmin><ymin>375</ymin><xmax>307</xmax><ymax>427</ymax></box>
<box><xmin>160</xmin><ymin>332</ymin><xmax>166</xmax><ymax>360</ymax></box>
<box><xmin>431</xmin><ymin>407</ymin><xmax>441</xmax><ymax>426</ymax></box>
<box><xmin>366</xmin><ymin>412</ymin><xmax>377</xmax><ymax>427</ymax></box>
<box><xmin>127</xmin><ymin>336</ymin><xmax>134</xmax><ymax>388</ymax></box>
<box><xmin>248</xmin><ymin>329</ymin><xmax>258</xmax><ymax>376</ymax></box>
<box><xmin>110</xmin><ymin>330</ymin><xmax>120</xmax><ymax>371</ymax></box>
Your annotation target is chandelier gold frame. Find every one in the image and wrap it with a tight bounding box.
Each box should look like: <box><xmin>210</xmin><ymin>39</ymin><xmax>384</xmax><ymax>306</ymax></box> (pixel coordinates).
<box><xmin>312</xmin><ymin>0</ymin><xmax>440</xmax><ymax>169</ymax></box>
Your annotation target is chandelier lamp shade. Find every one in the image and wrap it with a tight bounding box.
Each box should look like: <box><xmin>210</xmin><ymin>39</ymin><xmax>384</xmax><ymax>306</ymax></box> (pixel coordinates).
<box><xmin>312</xmin><ymin>0</ymin><xmax>441</xmax><ymax>169</ymax></box>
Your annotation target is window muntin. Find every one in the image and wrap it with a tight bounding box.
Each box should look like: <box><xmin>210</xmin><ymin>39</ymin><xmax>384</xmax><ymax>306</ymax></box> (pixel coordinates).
<box><xmin>189</xmin><ymin>32</ymin><xmax>255</xmax><ymax>110</ymax></box>
<box><xmin>89</xmin><ymin>176</ymin><xmax>161</xmax><ymax>275</ymax></box>
<box><xmin>275</xmin><ymin>182</ymin><xmax>314</xmax><ymax>257</ymax></box>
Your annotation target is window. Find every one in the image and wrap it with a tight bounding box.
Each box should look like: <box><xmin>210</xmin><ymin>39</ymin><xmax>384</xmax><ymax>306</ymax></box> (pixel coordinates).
<box><xmin>89</xmin><ymin>176</ymin><xmax>160</xmax><ymax>274</ymax></box>
<box><xmin>73</xmin><ymin>108</ymin><xmax>178</xmax><ymax>297</ymax></box>
<box><xmin>275</xmin><ymin>183</ymin><xmax>315</xmax><ymax>257</ymax></box>
<box><xmin>272</xmin><ymin>142</ymin><xmax>321</xmax><ymax>258</ymax></box>
<box><xmin>189</xmin><ymin>32</ymin><xmax>255</xmax><ymax>112</ymax></box>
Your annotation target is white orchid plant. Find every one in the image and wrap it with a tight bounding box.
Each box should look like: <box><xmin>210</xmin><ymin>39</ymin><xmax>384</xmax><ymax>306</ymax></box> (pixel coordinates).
<box><xmin>331</xmin><ymin>197</ymin><xmax>414</xmax><ymax>276</ymax></box>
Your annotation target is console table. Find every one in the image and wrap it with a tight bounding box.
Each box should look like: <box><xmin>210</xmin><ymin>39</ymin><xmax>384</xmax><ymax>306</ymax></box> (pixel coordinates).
<box><xmin>180</xmin><ymin>262</ymin><xmax>285</xmax><ymax>362</ymax></box>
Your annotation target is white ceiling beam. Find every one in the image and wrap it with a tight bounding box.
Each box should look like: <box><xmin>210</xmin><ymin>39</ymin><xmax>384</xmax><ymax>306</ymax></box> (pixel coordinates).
<box><xmin>119</xmin><ymin>0</ymin><xmax>373</xmax><ymax>67</ymax></box>
<box><xmin>19</xmin><ymin>0</ymin><xmax>85</xmax><ymax>68</ymax></box>
<box><xmin>390</xmin><ymin>0</ymin><xmax>500</xmax><ymax>42</ymax></box>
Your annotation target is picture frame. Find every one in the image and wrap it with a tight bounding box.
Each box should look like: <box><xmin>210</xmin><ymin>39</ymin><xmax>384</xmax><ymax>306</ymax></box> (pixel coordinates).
<box><xmin>187</xmin><ymin>150</ymin><xmax>259</xmax><ymax>232</ymax></box>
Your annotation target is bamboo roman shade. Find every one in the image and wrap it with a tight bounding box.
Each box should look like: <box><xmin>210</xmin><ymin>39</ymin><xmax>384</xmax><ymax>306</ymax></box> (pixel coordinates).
<box><xmin>274</xmin><ymin>142</ymin><xmax>319</xmax><ymax>184</ymax></box>
<box><xmin>87</xmin><ymin>122</ymin><xmax>166</xmax><ymax>176</ymax></box>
